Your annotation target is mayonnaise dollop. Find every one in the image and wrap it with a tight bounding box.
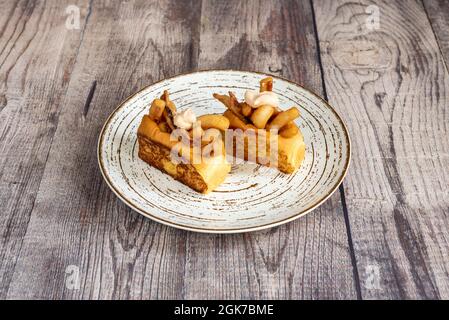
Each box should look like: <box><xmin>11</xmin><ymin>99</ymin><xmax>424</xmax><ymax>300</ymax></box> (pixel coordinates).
<box><xmin>174</xmin><ymin>108</ymin><xmax>197</xmax><ymax>130</ymax></box>
<box><xmin>244</xmin><ymin>90</ymin><xmax>279</xmax><ymax>108</ymax></box>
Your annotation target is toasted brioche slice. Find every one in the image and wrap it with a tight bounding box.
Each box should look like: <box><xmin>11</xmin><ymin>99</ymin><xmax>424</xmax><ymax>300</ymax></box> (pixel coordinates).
<box><xmin>137</xmin><ymin>115</ymin><xmax>230</xmax><ymax>193</ymax></box>
<box><xmin>277</xmin><ymin>131</ymin><xmax>306</xmax><ymax>173</ymax></box>
<box><xmin>227</xmin><ymin>127</ymin><xmax>306</xmax><ymax>174</ymax></box>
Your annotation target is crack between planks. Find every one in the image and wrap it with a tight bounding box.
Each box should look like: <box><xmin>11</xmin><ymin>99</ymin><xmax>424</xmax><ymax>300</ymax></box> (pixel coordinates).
<box><xmin>83</xmin><ymin>80</ymin><xmax>97</xmax><ymax>117</ymax></box>
<box><xmin>339</xmin><ymin>184</ymin><xmax>362</xmax><ymax>300</ymax></box>
<box><xmin>309</xmin><ymin>0</ymin><xmax>363</xmax><ymax>300</ymax></box>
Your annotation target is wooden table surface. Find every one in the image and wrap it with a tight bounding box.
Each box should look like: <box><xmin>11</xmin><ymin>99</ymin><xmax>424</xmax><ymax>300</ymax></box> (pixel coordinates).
<box><xmin>1</xmin><ymin>0</ymin><xmax>448</xmax><ymax>300</ymax></box>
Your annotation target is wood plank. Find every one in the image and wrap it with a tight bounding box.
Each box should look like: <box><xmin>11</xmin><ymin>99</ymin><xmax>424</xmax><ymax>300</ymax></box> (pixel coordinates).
<box><xmin>313</xmin><ymin>0</ymin><xmax>449</xmax><ymax>299</ymax></box>
<box><xmin>0</xmin><ymin>0</ymin><xmax>90</xmax><ymax>298</ymax></box>
<box><xmin>423</xmin><ymin>0</ymin><xmax>449</xmax><ymax>69</ymax></box>
<box><xmin>182</xmin><ymin>0</ymin><xmax>358</xmax><ymax>299</ymax></box>
<box><xmin>6</xmin><ymin>0</ymin><xmax>201</xmax><ymax>299</ymax></box>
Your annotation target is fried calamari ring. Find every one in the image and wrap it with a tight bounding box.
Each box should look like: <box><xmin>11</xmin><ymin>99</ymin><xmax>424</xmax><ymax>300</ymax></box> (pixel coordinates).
<box><xmin>267</xmin><ymin>107</ymin><xmax>300</xmax><ymax>130</ymax></box>
<box><xmin>250</xmin><ymin>105</ymin><xmax>274</xmax><ymax>129</ymax></box>
<box><xmin>197</xmin><ymin>114</ymin><xmax>230</xmax><ymax>131</ymax></box>
<box><xmin>149</xmin><ymin>99</ymin><xmax>166</xmax><ymax>121</ymax></box>
<box><xmin>138</xmin><ymin>115</ymin><xmax>176</xmax><ymax>149</ymax></box>
<box><xmin>279</xmin><ymin>122</ymin><xmax>299</xmax><ymax>138</ymax></box>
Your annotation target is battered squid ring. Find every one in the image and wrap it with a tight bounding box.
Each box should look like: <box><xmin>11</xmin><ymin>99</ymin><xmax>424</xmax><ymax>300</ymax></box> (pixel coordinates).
<box><xmin>250</xmin><ymin>105</ymin><xmax>275</xmax><ymax>129</ymax></box>
<box><xmin>197</xmin><ymin>114</ymin><xmax>230</xmax><ymax>131</ymax></box>
<box><xmin>279</xmin><ymin>122</ymin><xmax>299</xmax><ymax>138</ymax></box>
<box><xmin>138</xmin><ymin>115</ymin><xmax>176</xmax><ymax>149</ymax></box>
<box><xmin>267</xmin><ymin>107</ymin><xmax>300</xmax><ymax>130</ymax></box>
<box><xmin>149</xmin><ymin>99</ymin><xmax>166</xmax><ymax>121</ymax></box>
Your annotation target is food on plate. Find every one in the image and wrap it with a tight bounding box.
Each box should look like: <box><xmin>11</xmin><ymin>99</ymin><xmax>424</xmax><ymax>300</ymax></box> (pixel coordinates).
<box><xmin>279</xmin><ymin>122</ymin><xmax>300</xmax><ymax>138</ymax></box>
<box><xmin>266</xmin><ymin>107</ymin><xmax>301</xmax><ymax>130</ymax></box>
<box><xmin>137</xmin><ymin>90</ymin><xmax>231</xmax><ymax>193</ymax></box>
<box><xmin>250</xmin><ymin>105</ymin><xmax>275</xmax><ymax>129</ymax></box>
<box><xmin>197</xmin><ymin>114</ymin><xmax>230</xmax><ymax>131</ymax></box>
<box><xmin>214</xmin><ymin>77</ymin><xmax>306</xmax><ymax>174</ymax></box>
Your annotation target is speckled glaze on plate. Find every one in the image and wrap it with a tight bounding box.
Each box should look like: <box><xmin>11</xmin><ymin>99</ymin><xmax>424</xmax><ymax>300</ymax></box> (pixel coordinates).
<box><xmin>98</xmin><ymin>70</ymin><xmax>351</xmax><ymax>233</ymax></box>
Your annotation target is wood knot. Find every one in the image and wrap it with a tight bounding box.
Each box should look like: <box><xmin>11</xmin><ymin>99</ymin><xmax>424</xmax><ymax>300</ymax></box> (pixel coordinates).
<box><xmin>328</xmin><ymin>39</ymin><xmax>392</xmax><ymax>70</ymax></box>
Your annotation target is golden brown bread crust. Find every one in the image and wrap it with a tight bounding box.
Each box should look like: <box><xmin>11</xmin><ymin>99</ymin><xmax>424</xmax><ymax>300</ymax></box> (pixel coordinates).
<box><xmin>227</xmin><ymin>128</ymin><xmax>306</xmax><ymax>174</ymax></box>
<box><xmin>137</xmin><ymin>115</ymin><xmax>231</xmax><ymax>193</ymax></box>
<box><xmin>138</xmin><ymin>135</ymin><xmax>209</xmax><ymax>193</ymax></box>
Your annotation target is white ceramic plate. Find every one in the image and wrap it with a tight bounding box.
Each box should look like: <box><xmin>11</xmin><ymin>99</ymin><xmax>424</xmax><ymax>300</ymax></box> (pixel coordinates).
<box><xmin>98</xmin><ymin>70</ymin><xmax>350</xmax><ymax>233</ymax></box>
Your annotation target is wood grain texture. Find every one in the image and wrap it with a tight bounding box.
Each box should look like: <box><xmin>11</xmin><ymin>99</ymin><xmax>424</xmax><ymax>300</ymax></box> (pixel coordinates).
<box><xmin>3</xmin><ymin>0</ymin><xmax>447</xmax><ymax>300</ymax></box>
<box><xmin>5</xmin><ymin>0</ymin><xmax>201</xmax><ymax>299</ymax></box>
<box><xmin>2</xmin><ymin>0</ymin><xmax>358</xmax><ymax>300</ymax></box>
<box><xmin>184</xmin><ymin>0</ymin><xmax>358</xmax><ymax>299</ymax></box>
<box><xmin>423</xmin><ymin>0</ymin><xmax>449</xmax><ymax>68</ymax></box>
<box><xmin>313</xmin><ymin>0</ymin><xmax>449</xmax><ymax>299</ymax></box>
<box><xmin>0</xmin><ymin>0</ymin><xmax>90</xmax><ymax>298</ymax></box>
